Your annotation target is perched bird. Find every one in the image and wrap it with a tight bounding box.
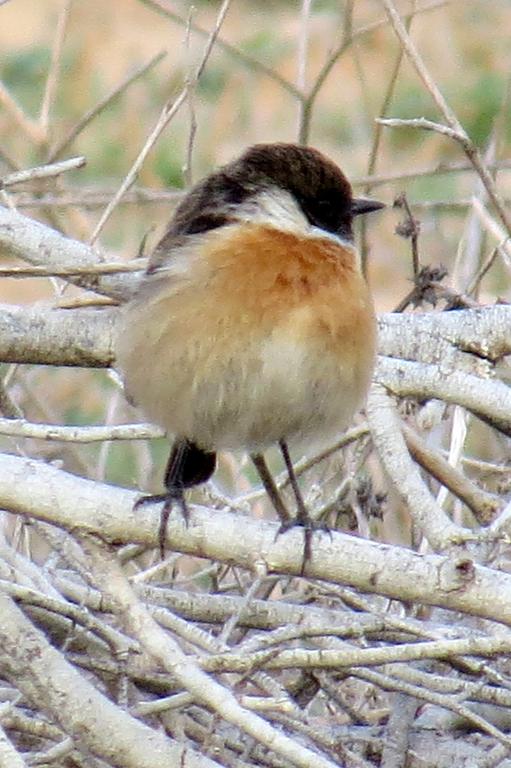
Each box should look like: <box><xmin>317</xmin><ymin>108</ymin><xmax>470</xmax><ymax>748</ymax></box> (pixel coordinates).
<box><xmin>116</xmin><ymin>143</ymin><xmax>383</xmax><ymax>563</ymax></box>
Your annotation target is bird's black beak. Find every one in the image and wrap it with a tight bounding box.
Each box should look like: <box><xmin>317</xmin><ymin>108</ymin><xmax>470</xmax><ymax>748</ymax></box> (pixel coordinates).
<box><xmin>351</xmin><ymin>197</ymin><xmax>385</xmax><ymax>216</ymax></box>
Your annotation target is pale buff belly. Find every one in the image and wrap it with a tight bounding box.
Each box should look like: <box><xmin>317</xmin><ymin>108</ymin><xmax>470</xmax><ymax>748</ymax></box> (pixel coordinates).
<box><xmin>116</xmin><ymin>289</ymin><xmax>375</xmax><ymax>453</ymax></box>
<box><xmin>116</xmin><ymin>222</ymin><xmax>376</xmax><ymax>453</ymax></box>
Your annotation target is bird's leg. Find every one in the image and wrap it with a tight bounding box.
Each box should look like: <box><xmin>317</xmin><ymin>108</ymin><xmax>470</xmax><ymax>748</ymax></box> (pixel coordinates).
<box><xmin>252</xmin><ymin>448</ymin><xmax>316</xmax><ymax>574</ymax></box>
<box><xmin>277</xmin><ymin>439</ymin><xmax>312</xmax><ymax>569</ymax></box>
<box><xmin>278</xmin><ymin>439</ymin><xmax>310</xmax><ymax>526</ymax></box>
<box><xmin>278</xmin><ymin>439</ymin><xmax>330</xmax><ymax>573</ymax></box>
<box><xmin>134</xmin><ymin>439</ymin><xmax>216</xmax><ymax>557</ymax></box>
<box><xmin>250</xmin><ymin>453</ymin><xmax>291</xmax><ymax>526</ymax></box>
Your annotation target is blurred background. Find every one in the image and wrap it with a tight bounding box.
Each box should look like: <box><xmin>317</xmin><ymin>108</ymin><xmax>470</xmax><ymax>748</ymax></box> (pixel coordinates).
<box><xmin>0</xmin><ymin>0</ymin><xmax>510</xmax><ymax>544</ymax></box>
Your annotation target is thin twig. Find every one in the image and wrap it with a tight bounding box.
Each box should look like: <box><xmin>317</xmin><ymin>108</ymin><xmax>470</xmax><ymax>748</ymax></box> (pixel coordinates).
<box><xmin>89</xmin><ymin>0</ymin><xmax>232</xmax><ymax>244</ymax></box>
<box><xmin>8</xmin><ymin>187</ymin><xmax>181</xmax><ymax>209</ymax></box>
<box><xmin>138</xmin><ymin>0</ymin><xmax>301</xmax><ymax>98</ymax></box>
<box><xmin>295</xmin><ymin>0</ymin><xmax>313</xmax><ymax>140</ymax></box>
<box><xmin>402</xmin><ymin>424</ymin><xmax>501</xmax><ymax>524</ymax></box>
<box><xmin>465</xmin><ymin>246</ymin><xmax>500</xmax><ymax>297</ymax></box>
<box><xmin>353</xmin><ymin>667</ymin><xmax>511</xmax><ymax>752</ymax></box>
<box><xmin>360</xmin><ymin>1</ymin><xmax>413</xmax><ymax>271</ymax></box>
<box><xmin>39</xmin><ymin>0</ymin><xmax>72</xmax><ymax>137</ymax></box>
<box><xmin>0</xmin><ymin>261</ymin><xmax>146</xmax><ymax>278</ymax></box>
<box><xmin>379</xmin><ymin>0</ymin><xmax>511</xmax><ymax>235</ymax></box>
<box><xmin>299</xmin><ymin>0</ymin><xmax>450</xmax><ymax>144</ymax></box>
<box><xmin>82</xmin><ymin>539</ymin><xmax>338</xmax><ymax>768</ymax></box>
<box><xmin>48</xmin><ymin>51</ymin><xmax>167</xmax><ymax>162</ymax></box>
<box><xmin>182</xmin><ymin>9</ymin><xmax>197</xmax><ymax>187</ymax></box>
<box><xmin>471</xmin><ymin>196</ymin><xmax>511</xmax><ymax>267</ymax></box>
<box><xmin>394</xmin><ymin>191</ymin><xmax>421</xmax><ymax>277</ymax></box>
<box><xmin>0</xmin><ymin>157</ymin><xmax>86</xmax><ymax>190</ymax></box>
<box><xmin>353</xmin><ymin>158</ymin><xmax>511</xmax><ymax>188</ymax></box>
<box><xmin>0</xmin><ymin>418</ymin><xmax>162</xmax><ymax>443</ymax></box>
<box><xmin>376</xmin><ymin>116</ymin><xmax>460</xmax><ymax>140</ymax></box>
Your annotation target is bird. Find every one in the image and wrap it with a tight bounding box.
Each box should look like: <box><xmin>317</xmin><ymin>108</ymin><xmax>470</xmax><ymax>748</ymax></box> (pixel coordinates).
<box><xmin>115</xmin><ymin>142</ymin><xmax>384</xmax><ymax>566</ymax></box>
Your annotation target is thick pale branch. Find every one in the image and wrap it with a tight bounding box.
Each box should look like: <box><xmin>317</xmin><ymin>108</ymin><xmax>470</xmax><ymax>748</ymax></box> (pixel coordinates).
<box><xmin>1</xmin><ymin>301</ymin><xmax>511</xmax><ymax>372</ymax></box>
<box><xmin>377</xmin><ymin>307</ymin><xmax>511</xmax><ymax>365</ymax></box>
<box><xmin>376</xmin><ymin>358</ymin><xmax>511</xmax><ymax>435</ymax></box>
<box><xmin>57</xmin><ymin>575</ymin><xmax>396</xmax><ymax>637</ymax></box>
<box><xmin>0</xmin><ymin>207</ymin><xmax>137</xmax><ymax>301</ymax></box>
<box><xmin>2</xmin><ymin>453</ymin><xmax>511</xmax><ymax>626</ymax></box>
<box><xmin>366</xmin><ymin>383</ymin><xmax>466</xmax><ymax>548</ymax></box>
<box><xmin>0</xmin><ymin>304</ymin><xmax>116</xmax><ymax>367</ymax></box>
<box><xmin>1</xmin><ymin>206</ymin><xmax>510</xmax><ymax>366</ymax></box>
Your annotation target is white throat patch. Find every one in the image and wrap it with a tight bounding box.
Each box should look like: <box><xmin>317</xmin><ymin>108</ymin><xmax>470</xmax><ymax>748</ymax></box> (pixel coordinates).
<box><xmin>233</xmin><ymin>187</ymin><xmax>354</xmax><ymax>250</ymax></box>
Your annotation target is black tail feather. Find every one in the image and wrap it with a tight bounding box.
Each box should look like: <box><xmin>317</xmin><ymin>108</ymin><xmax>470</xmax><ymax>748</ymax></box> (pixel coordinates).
<box><xmin>164</xmin><ymin>439</ymin><xmax>216</xmax><ymax>492</ymax></box>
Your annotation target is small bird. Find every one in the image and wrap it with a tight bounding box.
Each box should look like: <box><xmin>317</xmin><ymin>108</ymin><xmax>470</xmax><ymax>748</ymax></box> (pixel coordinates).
<box><xmin>116</xmin><ymin>143</ymin><xmax>383</xmax><ymax>564</ymax></box>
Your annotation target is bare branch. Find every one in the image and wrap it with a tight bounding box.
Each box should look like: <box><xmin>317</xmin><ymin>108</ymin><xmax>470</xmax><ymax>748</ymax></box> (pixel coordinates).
<box><xmin>366</xmin><ymin>383</ymin><xmax>467</xmax><ymax>549</ymax></box>
<box><xmin>0</xmin><ymin>261</ymin><xmax>146</xmax><ymax>278</ymax></box>
<box><xmin>299</xmin><ymin>0</ymin><xmax>450</xmax><ymax>143</ymax></box>
<box><xmin>0</xmin><ymin>304</ymin><xmax>116</xmax><ymax>367</ymax></box>
<box><xmin>379</xmin><ymin>0</ymin><xmax>511</xmax><ymax>234</ymax></box>
<box><xmin>138</xmin><ymin>0</ymin><xmax>301</xmax><ymax>98</ymax></box>
<box><xmin>353</xmin><ymin>158</ymin><xmax>511</xmax><ymax>187</ymax></box>
<box><xmin>48</xmin><ymin>51</ymin><xmax>167</xmax><ymax>162</ymax></box>
<box><xmin>0</xmin><ymin>157</ymin><xmax>86</xmax><ymax>189</ymax></box>
<box><xmin>402</xmin><ymin>424</ymin><xmax>501</xmax><ymax>524</ymax></box>
<box><xmin>0</xmin><ymin>207</ymin><xmax>137</xmax><ymax>300</ymax></box>
<box><xmin>3</xmin><ymin>453</ymin><xmax>511</xmax><ymax>625</ymax></box>
<box><xmin>202</xmin><ymin>635</ymin><xmax>511</xmax><ymax>674</ymax></box>
<box><xmin>376</xmin><ymin>358</ymin><xmax>511</xmax><ymax>436</ymax></box>
<box><xmin>0</xmin><ymin>593</ymin><xmax>217</xmax><ymax>768</ymax></box>
<box><xmin>39</xmin><ymin>0</ymin><xmax>71</xmax><ymax>137</ymax></box>
<box><xmin>81</xmin><ymin>539</ymin><xmax>338</xmax><ymax>768</ymax></box>
<box><xmin>471</xmin><ymin>196</ymin><xmax>511</xmax><ymax>266</ymax></box>
<box><xmin>89</xmin><ymin>0</ymin><xmax>232</xmax><ymax>244</ymax></box>
<box><xmin>0</xmin><ymin>81</ymin><xmax>45</xmax><ymax>144</ymax></box>
<box><xmin>0</xmin><ymin>721</ymin><xmax>28</xmax><ymax>768</ymax></box>
<box><xmin>376</xmin><ymin>116</ymin><xmax>460</xmax><ymax>140</ymax></box>
<box><xmin>0</xmin><ymin>418</ymin><xmax>162</xmax><ymax>442</ymax></box>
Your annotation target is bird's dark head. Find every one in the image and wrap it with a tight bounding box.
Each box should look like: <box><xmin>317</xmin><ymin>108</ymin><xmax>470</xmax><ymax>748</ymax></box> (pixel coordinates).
<box><xmin>169</xmin><ymin>142</ymin><xmax>384</xmax><ymax>242</ymax></box>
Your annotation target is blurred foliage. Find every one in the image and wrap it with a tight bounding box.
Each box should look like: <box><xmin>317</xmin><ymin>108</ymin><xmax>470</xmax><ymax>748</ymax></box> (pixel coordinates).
<box><xmin>240</xmin><ymin>29</ymin><xmax>290</xmax><ymax>62</ymax></box>
<box><xmin>1</xmin><ymin>46</ymin><xmax>50</xmax><ymax>114</ymax></box>
<box><xmin>153</xmin><ymin>141</ymin><xmax>185</xmax><ymax>187</ymax></box>
<box><xmin>462</xmin><ymin>72</ymin><xmax>509</xmax><ymax>146</ymax></box>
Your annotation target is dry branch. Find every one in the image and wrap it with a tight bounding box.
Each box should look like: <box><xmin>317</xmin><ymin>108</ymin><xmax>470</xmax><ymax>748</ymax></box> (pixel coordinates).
<box><xmin>0</xmin><ymin>207</ymin><xmax>136</xmax><ymax>300</ymax></box>
<box><xmin>0</xmin><ymin>303</ymin><xmax>116</xmax><ymax>367</ymax></box>
<box><xmin>2</xmin><ymin>453</ymin><xmax>511</xmax><ymax>626</ymax></box>
<box><xmin>0</xmin><ymin>593</ymin><xmax>218</xmax><ymax>768</ymax></box>
<box><xmin>82</xmin><ymin>540</ymin><xmax>338</xmax><ymax>768</ymax></box>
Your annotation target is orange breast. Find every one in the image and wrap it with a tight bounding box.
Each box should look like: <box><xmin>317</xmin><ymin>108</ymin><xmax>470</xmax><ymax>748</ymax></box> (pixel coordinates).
<box><xmin>117</xmin><ymin>222</ymin><xmax>376</xmax><ymax>450</ymax></box>
<box><xmin>204</xmin><ymin>223</ymin><xmax>376</xmax><ymax>357</ymax></box>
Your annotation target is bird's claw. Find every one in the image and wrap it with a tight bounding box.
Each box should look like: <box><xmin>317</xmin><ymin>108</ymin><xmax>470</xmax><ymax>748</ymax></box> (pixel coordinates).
<box><xmin>133</xmin><ymin>491</ymin><xmax>189</xmax><ymax>559</ymax></box>
<box><xmin>275</xmin><ymin>517</ymin><xmax>331</xmax><ymax>575</ymax></box>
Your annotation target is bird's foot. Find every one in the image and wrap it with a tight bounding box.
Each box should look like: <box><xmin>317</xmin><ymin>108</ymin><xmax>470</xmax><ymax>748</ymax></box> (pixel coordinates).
<box><xmin>134</xmin><ymin>491</ymin><xmax>189</xmax><ymax>559</ymax></box>
<box><xmin>276</xmin><ymin>515</ymin><xmax>331</xmax><ymax>576</ymax></box>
